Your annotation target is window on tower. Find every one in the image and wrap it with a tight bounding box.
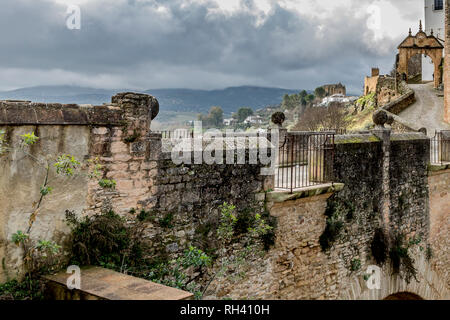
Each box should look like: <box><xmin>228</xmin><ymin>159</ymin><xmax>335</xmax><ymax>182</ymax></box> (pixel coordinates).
<box><xmin>434</xmin><ymin>0</ymin><xmax>443</xmax><ymax>10</ymax></box>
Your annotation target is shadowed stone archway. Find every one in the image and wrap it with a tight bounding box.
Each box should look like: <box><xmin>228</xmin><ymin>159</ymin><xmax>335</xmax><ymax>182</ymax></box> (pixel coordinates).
<box><xmin>384</xmin><ymin>292</ymin><xmax>423</xmax><ymax>300</ymax></box>
<box><xmin>339</xmin><ymin>253</ymin><xmax>449</xmax><ymax>300</ymax></box>
<box><xmin>397</xmin><ymin>21</ymin><xmax>444</xmax><ymax>89</ymax></box>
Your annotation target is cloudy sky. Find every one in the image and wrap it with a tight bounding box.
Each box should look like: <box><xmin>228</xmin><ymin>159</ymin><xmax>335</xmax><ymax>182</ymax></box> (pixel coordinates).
<box><xmin>0</xmin><ymin>0</ymin><xmax>424</xmax><ymax>93</ymax></box>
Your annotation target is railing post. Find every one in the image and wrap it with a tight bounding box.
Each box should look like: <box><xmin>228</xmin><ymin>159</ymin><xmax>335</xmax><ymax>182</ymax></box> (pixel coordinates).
<box><xmin>290</xmin><ymin>135</ymin><xmax>294</xmax><ymax>193</ymax></box>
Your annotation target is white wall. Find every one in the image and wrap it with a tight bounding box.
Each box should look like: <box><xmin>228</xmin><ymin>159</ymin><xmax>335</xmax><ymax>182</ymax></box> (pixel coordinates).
<box><xmin>422</xmin><ymin>54</ymin><xmax>435</xmax><ymax>81</ymax></box>
<box><xmin>425</xmin><ymin>0</ymin><xmax>445</xmax><ymax>39</ymax></box>
<box><xmin>422</xmin><ymin>0</ymin><xmax>445</xmax><ymax>81</ymax></box>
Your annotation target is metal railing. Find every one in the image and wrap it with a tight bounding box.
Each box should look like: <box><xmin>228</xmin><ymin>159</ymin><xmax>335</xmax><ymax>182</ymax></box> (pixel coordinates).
<box><xmin>156</xmin><ymin>130</ymin><xmax>194</xmax><ymax>139</ymax></box>
<box><xmin>320</xmin><ymin>128</ymin><xmax>347</xmax><ymax>135</ymax></box>
<box><xmin>431</xmin><ymin>130</ymin><xmax>450</xmax><ymax>164</ymax></box>
<box><xmin>275</xmin><ymin>132</ymin><xmax>335</xmax><ymax>192</ymax></box>
<box><xmin>155</xmin><ymin>129</ymin><xmax>269</xmax><ymax>139</ymax></box>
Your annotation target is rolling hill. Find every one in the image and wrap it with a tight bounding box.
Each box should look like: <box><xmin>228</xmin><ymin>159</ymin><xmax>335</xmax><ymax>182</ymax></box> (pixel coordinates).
<box><xmin>0</xmin><ymin>85</ymin><xmax>302</xmax><ymax>114</ymax></box>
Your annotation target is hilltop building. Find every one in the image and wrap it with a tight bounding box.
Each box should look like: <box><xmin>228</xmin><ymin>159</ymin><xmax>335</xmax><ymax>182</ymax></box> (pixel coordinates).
<box><xmin>223</xmin><ymin>118</ymin><xmax>236</xmax><ymax>126</ymax></box>
<box><xmin>318</xmin><ymin>94</ymin><xmax>357</xmax><ymax>107</ymax></box>
<box><xmin>364</xmin><ymin>68</ymin><xmax>381</xmax><ymax>95</ymax></box>
<box><xmin>244</xmin><ymin>115</ymin><xmax>264</xmax><ymax>125</ymax></box>
<box><xmin>322</xmin><ymin>83</ymin><xmax>346</xmax><ymax>96</ymax></box>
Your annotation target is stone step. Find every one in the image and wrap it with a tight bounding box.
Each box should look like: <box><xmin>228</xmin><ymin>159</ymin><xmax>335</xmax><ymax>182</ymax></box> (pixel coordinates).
<box><xmin>43</xmin><ymin>266</ymin><xmax>193</xmax><ymax>300</ymax></box>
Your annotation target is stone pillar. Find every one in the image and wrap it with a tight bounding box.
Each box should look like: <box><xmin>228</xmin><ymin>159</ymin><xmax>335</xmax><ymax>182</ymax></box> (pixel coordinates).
<box><xmin>445</xmin><ymin>0</ymin><xmax>450</xmax><ymax>123</ymax></box>
<box><xmin>111</xmin><ymin>92</ymin><xmax>159</xmax><ymax>135</ymax></box>
<box><xmin>372</xmin><ymin>110</ymin><xmax>392</xmax><ymax>244</ymax></box>
<box><xmin>87</xmin><ymin>93</ymin><xmax>159</xmax><ymax>215</ymax></box>
<box><xmin>434</xmin><ymin>57</ymin><xmax>442</xmax><ymax>89</ymax></box>
<box><xmin>372</xmin><ymin>128</ymin><xmax>391</xmax><ymax>243</ymax></box>
<box><xmin>397</xmin><ymin>49</ymin><xmax>408</xmax><ymax>78</ymax></box>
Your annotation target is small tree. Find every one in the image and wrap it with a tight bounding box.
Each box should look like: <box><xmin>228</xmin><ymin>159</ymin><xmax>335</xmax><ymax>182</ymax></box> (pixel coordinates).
<box><xmin>282</xmin><ymin>93</ymin><xmax>302</xmax><ymax>110</ymax></box>
<box><xmin>315</xmin><ymin>86</ymin><xmax>326</xmax><ymax>99</ymax></box>
<box><xmin>294</xmin><ymin>103</ymin><xmax>349</xmax><ymax>131</ymax></box>
<box><xmin>236</xmin><ymin>107</ymin><xmax>254</xmax><ymax>123</ymax></box>
<box><xmin>299</xmin><ymin>90</ymin><xmax>308</xmax><ymax>98</ymax></box>
<box><xmin>209</xmin><ymin>106</ymin><xmax>224</xmax><ymax>127</ymax></box>
<box><xmin>198</xmin><ymin>106</ymin><xmax>224</xmax><ymax>127</ymax></box>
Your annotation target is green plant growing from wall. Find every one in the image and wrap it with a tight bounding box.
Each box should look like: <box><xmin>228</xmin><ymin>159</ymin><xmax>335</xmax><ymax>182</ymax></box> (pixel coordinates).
<box><xmin>123</xmin><ymin>129</ymin><xmax>141</xmax><ymax>143</ymax></box>
<box><xmin>147</xmin><ymin>246</ymin><xmax>212</xmax><ymax>300</ymax></box>
<box><xmin>319</xmin><ymin>198</ymin><xmax>355</xmax><ymax>251</ymax></box>
<box><xmin>426</xmin><ymin>245</ymin><xmax>433</xmax><ymax>261</ymax></box>
<box><xmin>66</xmin><ymin>210</ymin><xmax>142</xmax><ymax>271</ymax></box>
<box><xmin>0</xmin><ymin>131</ymin><xmax>116</xmax><ymax>299</ymax></box>
<box><xmin>389</xmin><ymin>233</ymin><xmax>418</xmax><ymax>284</ymax></box>
<box><xmin>0</xmin><ymin>132</ymin><xmax>79</xmax><ymax>292</ymax></box>
<box><xmin>201</xmin><ymin>202</ymin><xmax>273</xmax><ymax>297</ymax></box>
<box><xmin>0</xmin><ymin>130</ymin><xmax>6</xmax><ymax>154</ymax></box>
<box><xmin>350</xmin><ymin>259</ymin><xmax>362</xmax><ymax>272</ymax></box>
<box><xmin>0</xmin><ymin>277</ymin><xmax>45</xmax><ymax>300</ymax></box>
<box><xmin>159</xmin><ymin>212</ymin><xmax>175</xmax><ymax>229</ymax></box>
<box><xmin>217</xmin><ymin>202</ymin><xmax>237</xmax><ymax>243</ymax></box>
<box><xmin>356</xmin><ymin>92</ymin><xmax>376</xmax><ymax>109</ymax></box>
<box><xmin>98</xmin><ymin>179</ymin><xmax>117</xmax><ymax>189</ymax></box>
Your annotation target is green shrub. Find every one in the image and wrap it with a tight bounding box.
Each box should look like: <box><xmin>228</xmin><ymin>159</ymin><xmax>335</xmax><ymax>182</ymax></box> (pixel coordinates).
<box><xmin>159</xmin><ymin>212</ymin><xmax>174</xmax><ymax>228</ymax></box>
<box><xmin>98</xmin><ymin>179</ymin><xmax>116</xmax><ymax>189</ymax></box>
<box><xmin>389</xmin><ymin>233</ymin><xmax>418</xmax><ymax>283</ymax></box>
<box><xmin>350</xmin><ymin>259</ymin><xmax>361</xmax><ymax>272</ymax></box>
<box><xmin>319</xmin><ymin>198</ymin><xmax>355</xmax><ymax>251</ymax></box>
<box><xmin>65</xmin><ymin>210</ymin><xmax>144</xmax><ymax>270</ymax></box>
<box><xmin>0</xmin><ymin>276</ymin><xmax>45</xmax><ymax>300</ymax></box>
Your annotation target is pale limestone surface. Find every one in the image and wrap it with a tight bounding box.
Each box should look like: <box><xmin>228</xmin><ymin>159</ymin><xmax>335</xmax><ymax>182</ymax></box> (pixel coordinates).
<box><xmin>0</xmin><ymin>125</ymin><xmax>90</xmax><ymax>282</ymax></box>
<box><xmin>398</xmin><ymin>83</ymin><xmax>450</xmax><ymax>135</ymax></box>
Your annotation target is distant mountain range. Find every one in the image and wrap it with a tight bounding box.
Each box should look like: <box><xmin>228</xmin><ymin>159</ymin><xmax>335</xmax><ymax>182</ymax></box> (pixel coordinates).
<box><xmin>0</xmin><ymin>85</ymin><xmax>304</xmax><ymax>114</ymax></box>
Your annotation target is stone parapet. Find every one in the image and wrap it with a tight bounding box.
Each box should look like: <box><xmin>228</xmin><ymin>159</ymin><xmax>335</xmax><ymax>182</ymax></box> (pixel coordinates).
<box><xmin>382</xmin><ymin>83</ymin><xmax>415</xmax><ymax>115</ymax></box>
<box><xmin>0</xmin><ymin>101</ymin><xmax>123</xmax><ymax>126</ymax></box>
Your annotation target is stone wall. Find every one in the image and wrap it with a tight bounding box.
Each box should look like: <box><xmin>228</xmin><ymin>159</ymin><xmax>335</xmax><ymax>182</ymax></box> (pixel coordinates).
<box><xmin>428</xmin><ymin>166</ymin><xmax>450</xmax><ymax>289</ymax></box>
<box><xmin>0</xmin><ymin>125</ymin><xmax>90</xmax><ymax>282</ymax></box>
<box><xmin>138</xmin><ymin>141</ymin><xmax>272</xmax><ymax>258</ymax></box>
<box><xmin>389</xmin><ymin>136</ymin><xmax>430</xmax><ymax>238</ymax></box>
<box><xmin>445</xmin><ymin>0</ymin><xmax>450</xmax><ymax>123</ymax></box>
<box><xmin>206</xmin><ymin>133</ymin><xmax>449</xmax><ymax>300</ymax></box>
<box><xmin>364</xmin><ymin>75</ymin><xmax>379</xmax><ymax>96</ymax></box>
<box><xmin>382</xmin><ymin>82</ymin><xmax>415</xmax><ymax>115</ymax></box>
<box><xmin>363</xmin><ymin>75</ymin><xmax>407</xmax><ymax>108</ymax></box>
<box><xmin>407</xmin><ymin>53</ymin><xmax>422</xmax><ymax>79</ymax></box>
<box><xmin>1</xmin><ymin>94</ymin><xmax>449</xmax><ymax>299</ymax></box>
<box><xmin>0</xmin><ymin>93</ymin><xmax>159</xmax><ymax>282</ymax></box>
<box><xmin>205</xmin><ymin>192</ymin><xmax>338</xmax><ymax>300</ymax></box>
<box><xmin>0</xmin><ymin>95</ymin><xmax>273</xmax><ymax>281</ymax></box>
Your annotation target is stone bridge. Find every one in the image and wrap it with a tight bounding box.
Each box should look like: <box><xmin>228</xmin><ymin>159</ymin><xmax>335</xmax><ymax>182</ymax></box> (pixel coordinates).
<box><xmin>0</xmin><ymin>94</ymin><xmax>449</xmax><ymax>300</ymax></box>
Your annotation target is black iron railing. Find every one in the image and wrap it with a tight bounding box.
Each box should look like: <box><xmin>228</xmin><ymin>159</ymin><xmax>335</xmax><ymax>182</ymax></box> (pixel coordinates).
<box><xmin>431</xmin><ymin>130</ymin><xmax>450</xmax><ymax>164</ymax></box>
<box><xmin>156</xmin><ymin>130</ymin><xmax>267</xmax><ymax>139</ymax></box>
<box><xmin>320</xmin><ymin>128</ymin><xmax>347</xmax><ymax>135</ymax></box>
<box><xmin>156</xmin><ymin>130</ymin><xmax>194</xmax><ymax>139</ymax></box>
<box><xmin>275</xmin><ymin>132</ymin><xmax>335</xmax><ymax>192</ymax></box>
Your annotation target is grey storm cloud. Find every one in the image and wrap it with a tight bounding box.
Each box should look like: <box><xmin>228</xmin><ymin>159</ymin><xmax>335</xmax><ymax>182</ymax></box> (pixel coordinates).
<box><xmin>0</xmin><ymin>0</ymin><xmax>411</xmax><ymax>92</ymax></box>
